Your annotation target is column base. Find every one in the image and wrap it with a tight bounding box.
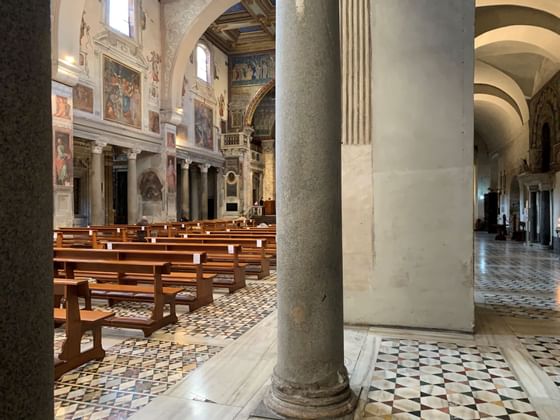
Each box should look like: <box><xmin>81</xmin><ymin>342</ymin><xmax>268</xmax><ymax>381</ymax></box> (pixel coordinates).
<box><xmin>262</xmin><ymin>371</ymin><xmax>358</xmax><ymax>419</ymax></box>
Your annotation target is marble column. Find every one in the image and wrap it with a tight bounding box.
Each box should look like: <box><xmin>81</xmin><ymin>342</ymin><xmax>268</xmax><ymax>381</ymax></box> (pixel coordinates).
<box><xmin>90</xmin><ymin>142</ymin><xmax>106</xmax><ymax>225</ymax></box>
<box><xmin>127</xmin><ymin>148</ymin><xmax>140</xmax><ymax>224</ymax></box>
<box><xmin>261</xmin><ymin>139</ymin><xmax>275</xmax><ymax>200</ymax></box>
<box><xmin>216</xmin><ymin>167</ymin><xmax>225</xmax><ymax>219</ymax></box>
<box><xmin>0</xmin><ymin>2</ymin><xmax>53</xmax><ymax>417</ymax></box>
<box><xmin>181</xmin><ymin>159</ymin><xmax>191</xmax><ymax>220</ymax></box>
<box><xmin>265</xmin><ymin>1</ymin><xmax>356</xmax><ymax>418</ymax></box>
<box><xmin>200</xmin><ymin>164</ymin><xmax>210</xmax><ymax>220</ymax></box>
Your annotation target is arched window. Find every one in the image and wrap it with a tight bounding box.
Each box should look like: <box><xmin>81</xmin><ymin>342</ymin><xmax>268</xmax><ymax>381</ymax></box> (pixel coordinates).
<box><xmin>196</xmin><ymin>44</ymin><xmax>211</xmax><ymax>83</ymax></box>
<box><xmin>108</xmin><ymin>0</ymin><xmax>135</xmax><ymax>38</ymax></box>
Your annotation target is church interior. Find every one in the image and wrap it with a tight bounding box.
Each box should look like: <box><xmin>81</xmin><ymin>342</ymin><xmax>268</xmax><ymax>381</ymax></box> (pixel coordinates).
<box><xmin>3</xmin><ymin>0</ymin><xmax>560</xmax><ymax>419</ymax></box>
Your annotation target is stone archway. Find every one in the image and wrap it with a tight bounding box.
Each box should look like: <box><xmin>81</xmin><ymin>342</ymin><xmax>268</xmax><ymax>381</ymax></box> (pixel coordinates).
<box><xmin>161</xmin><ymin>0</ymin><xmax>238</xmax><ymax>118</ymax></box>
<box><xmin>244</xmin><ymin>78</ymin><xmax>275</xmax><ymax>127</ymax></box>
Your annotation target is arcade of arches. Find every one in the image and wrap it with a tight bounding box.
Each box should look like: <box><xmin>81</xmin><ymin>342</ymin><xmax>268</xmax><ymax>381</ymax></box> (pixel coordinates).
<box><xmin>4</xmin><ymin>0</ymin><xmax>560</xmax><ymax>419</ymax></box>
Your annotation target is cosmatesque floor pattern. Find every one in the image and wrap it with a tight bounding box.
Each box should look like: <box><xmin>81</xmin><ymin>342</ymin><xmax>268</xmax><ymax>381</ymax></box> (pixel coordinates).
<box><xmin>53</xmin><ymin>236</ymin><xmax>560</xmax><ymax>419</ymax></box>
<box><xmin>365</xmin><ymin>338</ymin><xmax>539</xmax><ymax>419</ymax></box>
<box><xmin>54</xmin><ymin>276</ymin><xmax>277</xmax><ymax>419</ymax></box>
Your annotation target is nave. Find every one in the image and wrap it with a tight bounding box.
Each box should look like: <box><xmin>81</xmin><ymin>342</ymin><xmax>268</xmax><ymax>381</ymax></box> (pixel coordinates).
<box><xmin>51</xmin><ymin>234</ymin><xmax>560</xmax><ymax>419</ymax></box>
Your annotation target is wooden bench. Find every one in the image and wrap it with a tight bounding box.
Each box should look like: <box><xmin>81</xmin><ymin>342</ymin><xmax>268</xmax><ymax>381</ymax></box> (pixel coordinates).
<box><xmin>54</xmin><ymin>278</ymin><xmax>113</xmax><ymax>379</ymax></box>
<box><xmin>152</xmin><ymin>236</ymin><xmax>272</xmax><ymax>278</ymax></box>
<box><xmin>54</xmin><ymin>259</ymin><xmax>178</xmax><ymax>337</ymax></box>
<box><xmin>107</xmin><ymin>242</ymin><xmax>247</xmax><ymax>292</ymax></box>
<box><xmin>54</xmin><ymin>248</ymin><xmax>215</xmax><ymax>309</ymax></box>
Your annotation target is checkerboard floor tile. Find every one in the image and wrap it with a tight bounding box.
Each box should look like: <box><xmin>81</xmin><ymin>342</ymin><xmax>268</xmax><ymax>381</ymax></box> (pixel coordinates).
<box><xmin>519</xmin><ymin>336</ymin><xmax>560</xmax><ymax>389</ymax></box>
<box><xmin>365</xmin><ymin>338</ymin><xmax>539</xmax><ymax>419</ymax></box>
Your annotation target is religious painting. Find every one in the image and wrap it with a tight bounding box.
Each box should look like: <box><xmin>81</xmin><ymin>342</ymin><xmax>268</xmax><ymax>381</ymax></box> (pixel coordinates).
<box><xmin>166</xmin><ymin>155</ymin><xmax>176</xmax><ymax>194</ymax></box>
<box><xmin>53</xmin><ymin>95</ymin><xmax>71</xmax><ymax>120</ymax></box>
<box><xmin>139</xmin><ymin>170</ymin><xmax>163</xmax><ymax>201</ymax></box>
<box><xmin>166</xmin><ymin>132</ymin><xmax>176</xmax><ymax>148</ymax></box>
<box><xmin>148</xmin><ymin>111</ymin><xmax>160</xmax><ymax>133</ymax></box>
<box><xmin>73</xmin><ymin>84</ymin><xmax>94</xmax><ymax>113</ymax></box>
<box><xmin>194</xmin><ymin>100</ymin><xmax>214</xmax><ymax>150</ymax></box>
<box><xmin>230</xmin><ymin>52</ymin><xmax>275</xmax><ymax>86</ymax></box>
<box><xmin>53</xmin><ymin>128</ymin><xmax>73</xmax><ymax>186</ymax></box>
<box><xmin>103</xmin><ymin>55</ymin><xmax>142</xmax><ymax>128</ymax></box>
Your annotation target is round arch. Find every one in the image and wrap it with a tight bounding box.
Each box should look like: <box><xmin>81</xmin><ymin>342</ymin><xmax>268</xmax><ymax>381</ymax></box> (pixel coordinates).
<box><xmin>475</xmin><ymin>25</ymin><xmax>560</xmax><ymax>63</ymax></box>
<box><xmin>244</xmin><ymin>79</ymin><xmax>275</xmax><ymax>127</ymax></box>
<box><xmin>474</xmin><ymin>94</ymin><xmax>525</xmax><ymax>152</ymax></box>
<box><xmin>164</xmin><ymin>0</ymin><xmax>238</xmax><ymax>114</ymax></box>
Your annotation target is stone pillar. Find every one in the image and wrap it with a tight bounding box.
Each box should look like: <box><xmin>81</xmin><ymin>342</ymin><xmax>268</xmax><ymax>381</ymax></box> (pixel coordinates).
<box><xmin>90</xmin><ymin>142</ymin><xmax>106</xmax><ymax>225</ymax></box>
<box><xmin>127</xmin><ymin>148</ymin><xmax>140</xmax><ymax>224</ymax></box>
<box><xmin>264</xmin><ymin>1</ymin><xmax>356</xmax><ymax>418</ymax></box>
<box><xmin>181</xmin><ymin>159</ymin><xmax>191</xmax><ymax>220</ymax></box>
<box><xmin>216</xmin><ymin>167</ymin><xmax>225</xmax><ymax>219</ymax></box>
<box><xmin>191</xmin><ymin>168</ymin><xmax>200</xmax><ymax>220</ymax></box>
<box><xmin>200</xmin><ymin>164</ymin><xmax>210</xmax><ymax>220</ymax></box>
<box><xmin>0</xmin><ymin>1</ymin><xmax>53</xmax><ymax>417</ymax></box>
<box><xmin>261</xmin><ymin>139</ymin><xmax>275</xmax><ymax>200</ymax></box>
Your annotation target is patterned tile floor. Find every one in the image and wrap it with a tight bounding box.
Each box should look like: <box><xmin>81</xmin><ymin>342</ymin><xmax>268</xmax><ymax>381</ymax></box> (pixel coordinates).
<box><xmin>519</xmin><ymin>336</ymin><xmax>560</xmax><ymax>389</ymax></box>
<box><xmin>476</xmin><ymin>234</ymin><xmax>560</xmax><ymax>320</ymax></box>
<box><xmin>365</xmin><ymin>338</ymin><xmax>539</xmax><ymax>419</ymax></box>
<box><xmin>54</xmin><ymin>276</ymin><xmax>277</xmax><ymax>419</ymax></box>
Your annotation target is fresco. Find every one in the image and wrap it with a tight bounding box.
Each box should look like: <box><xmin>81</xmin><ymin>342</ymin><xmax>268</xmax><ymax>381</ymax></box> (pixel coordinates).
<box><xmin>53</xmin><ymin>95</ymin><xmax>71</xmax><ymax>120</ymax></box>
<box><xmin>139</xmin><ymin>170</ymin><xmax>163</xmax><ymax>201</ymax></box>
<box><xmin>166</xmin><ymin>132</ymin><xmax>176</xmax><ymax>148</ymax></box>
<box><xmin>230</xmin><ymin>52</ymin><xmax>275</xmax><ymax>86</ymax></box>
<box><xmin>148</xmin><ymin>111</ymin><xmax>160</xmax><ymax>133</ymax></box>
<box><xmin>73</xmin><ymin>84</ymin><xmax>94</xmax><ymax>113</ymax></box>
<box><xmin>195</xmin><ymin>100</ymin><xmax>214</xmax><ymax>150</ymax></box>
<box><xmin>103</xmin><ymin>56</ymin><xmax>142</xmax><ymax>128</ymax></box>
<box><xmin>53</xmin><ymin>129</ymin><xmax>73</xmax><ymax>186</ymax></box>
<box><xmin>166</xmin><ymin>155</ymin><xmax>176</xmax><ymax>194</ymax></box>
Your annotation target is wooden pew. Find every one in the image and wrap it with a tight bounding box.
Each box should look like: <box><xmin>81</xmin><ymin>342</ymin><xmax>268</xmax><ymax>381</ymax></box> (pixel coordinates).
<box><xmin>107</xmin><ymin>242</ymin><xmax>247</xmax><ymax>292</ymax></box>
<box><xmin>53</xmin><ymin>248</ymin><xmax>215</xmax><ymax>309</ymax></box>
<box><xmin>54</xmin><ymin>259</ymin><xmax>178</xmax><ymax>336</ymax></box>
<box><xmin>54</xmin><ymin>278</ymin><xmax>113</xmax><ymax>379</ymax></box>
<box><xmin>149</xmin><ymin>237</ymin><xmax>271</xmax><ymax>278</ymax></box>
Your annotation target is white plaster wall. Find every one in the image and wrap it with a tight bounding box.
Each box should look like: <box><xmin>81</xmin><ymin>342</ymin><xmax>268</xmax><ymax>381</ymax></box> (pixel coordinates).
<box><xmin>343</xmin><ymin>0</ymin><xmax>475</xmax><ymax>332</ymax></box>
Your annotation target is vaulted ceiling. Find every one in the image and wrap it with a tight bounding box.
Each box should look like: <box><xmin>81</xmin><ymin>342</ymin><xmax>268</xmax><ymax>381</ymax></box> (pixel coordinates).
<box><xmin>204</xmin><ymin>0</ymin><xmax>276</xmax><ymax>55</ymax></box>
<box><xmin>475</xmin><ymin>1</ymin><xmax>560</xmax><ymax>153</ymax></box>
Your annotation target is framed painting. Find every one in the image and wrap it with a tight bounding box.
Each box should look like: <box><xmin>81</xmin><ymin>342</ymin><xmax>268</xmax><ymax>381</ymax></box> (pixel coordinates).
<box><xmin>103</xmin><ymin>55</ymin><xmax>142</xmax><ymax>128</ymax></box>
<box><xmin>53</xmin><ymin>128</ymin><xmax>73</xmax><ymax>186</ymax></box>
<box><xmin>73</xmin><ymin>84</ymin><xmax>94</xmax><ymax>113</ymax></box>
<box><xmin>194</xmin><ymin>100</ymin><xmax>214</xmax><ymax>150</ymax></box>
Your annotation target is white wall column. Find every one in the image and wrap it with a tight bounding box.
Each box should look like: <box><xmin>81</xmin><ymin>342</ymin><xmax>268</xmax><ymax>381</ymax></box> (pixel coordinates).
<box><xmin>181</xmin><ymin>159</ymin><xmax>191</xmax><ymax>220</ymax></box>
<box><xmin>200</xmin><ymin>163</ymin><xmax>210</xmax><ymax>220</ymax></box>
<box><xmin>90</xmin><ymin>141</ymin><xmax>106</xmax><ymax>225</ymax></box>
<box><xmin>127</xmin><ymin>148</ymin><xmax>140</xmax><ymax>224</ymax></box>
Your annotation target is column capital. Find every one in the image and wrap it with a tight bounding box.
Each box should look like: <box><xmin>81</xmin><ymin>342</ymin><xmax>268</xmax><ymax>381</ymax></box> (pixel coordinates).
<box><xmin>92</xmin><ymin>141</ymin><xmax>107</xmax><ymax>154</ymax></box>
<box><xmin>200</xmin><ymin>163</ymin><xmax>211</xmax><ymax>174</ymax></box>
<box><xmin>127</xmin><ymin>148</ymin><xmax>142</xmax><ymax>160</ymax></box>
<box><xmin>182</xmin><ymin>158</ymin><xmax>192</xmax><ymax>170</ymax></box>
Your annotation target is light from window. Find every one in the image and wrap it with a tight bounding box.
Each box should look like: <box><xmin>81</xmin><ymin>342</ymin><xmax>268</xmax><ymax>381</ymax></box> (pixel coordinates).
<box><xmin>196</xmin><ymin>45</ymin><xmax>209</xmax><ymax>82</ymax></box>
<box><xmin>109</xmin><ymin>0</ymin><xmax>133</xmax><ymax>37</ymax></box>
